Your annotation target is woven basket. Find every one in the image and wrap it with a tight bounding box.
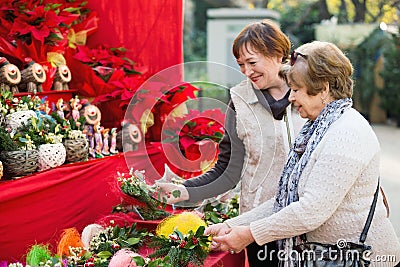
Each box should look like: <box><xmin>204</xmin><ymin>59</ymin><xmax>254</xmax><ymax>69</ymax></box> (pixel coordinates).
<box><xmin>64</xmin><ymin>138</ymin><xmax>89</xmax><ymax>163</ymax></box>
<box><xmin>37</xmin><ymin>143</ymin><xmax>66</xmax><ymax>171</ymax></box>
<box><xmin>0</xmin><ymin>150</ymin><xmax>38</xmax><ymax>179</ymax></box>
<box><xmin>6</xmin><ymin>110</ymin><xmax>37</xmax><ymax>131</ymax></box>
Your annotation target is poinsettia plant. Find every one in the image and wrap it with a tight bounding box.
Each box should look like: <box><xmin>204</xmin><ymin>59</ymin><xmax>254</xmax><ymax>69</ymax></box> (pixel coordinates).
<box><xmin>0</xmin><ymin>0</ymin><xmax>98</xmax><ymax>91</ymax></box>
<box><xmin>69</xmin><ymin>44</ymin><xmax>148</xmax><ymax>105</ymax></box>
<box><xmin>159</xmin><ymin>108</ymin><xmax>225</xmax><ymax>178</ymax></box>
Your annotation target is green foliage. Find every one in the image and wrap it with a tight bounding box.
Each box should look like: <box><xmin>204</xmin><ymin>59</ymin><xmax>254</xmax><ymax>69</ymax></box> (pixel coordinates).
<box><xmin>349</xmin><ymin>28</ymin><xmax>392</xmax><ymax>115</ymax></box>
<box><xmin>203</xmin><ymin>195</ymin><xmax>239</xmax><ymax>225</ymax></box>
<box><xmin>117</xmin><ymin>170</ymin><xmax>170</xmax><ymax>220</ymax></box>
<box><xmin>89</xmin><ymin>223</ymin><xmax>149</xmax><ymax>262</ymax></box>
<box><xmin>148</xmin><ymin>226</ymin><xmax>211</xmax><ymax>267</ymax></box>
<box><xmin>0</xmin><ymin>127</ymin><xmax>18</xmax><ymax>151</ymax></box>
<box><xmin>278</xmin><ymin>2</ymin><xmax>320</xmax><ymax>46</ymax></box>
<box><xmin>379</xmin><ymin>34</ymin><xmax>400</xmax><ymax>116</ymax></box>
<box><xmin>184</xmin><ymin>30</ymin><xmax>207</xmax><ymax>62</ymax></box>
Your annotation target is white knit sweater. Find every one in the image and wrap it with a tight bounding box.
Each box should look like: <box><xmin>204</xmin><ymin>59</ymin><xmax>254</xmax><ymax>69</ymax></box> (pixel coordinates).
<box><xmin>226</xmin><ymin>108</ymin><xmax>400</xmax><ymax>266</ymax></box>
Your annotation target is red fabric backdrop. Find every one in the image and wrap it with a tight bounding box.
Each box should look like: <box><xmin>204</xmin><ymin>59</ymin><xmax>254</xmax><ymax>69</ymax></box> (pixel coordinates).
<box><xmin>86</xmin><ymin>0</ymin><xmax>183</xmax><ymax>75</ymax></box>
<box><xmin>84</xmin><ymin>0</ymin><xmax>184</xmax><ymax>128</ymax></box>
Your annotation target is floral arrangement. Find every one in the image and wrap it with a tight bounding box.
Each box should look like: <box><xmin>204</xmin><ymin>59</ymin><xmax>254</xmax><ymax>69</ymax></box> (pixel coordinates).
<box><xmin>5</xmin><ymin>223</ymin><xmax>148</xmax><ymax>267</ymax></box>
<box><xmin>50</xmin><ymin>108</ymin><xmax>86</xmax><ymax>141</ymax></box>
<box><xmin>117</xmin><ymin>170</ymin><xmax>171</xmax><ymax>220</ymax></box>
<box><xmin>202</xmin><ymin>195</ymin><xmax>240</xmax><ymax>225</ymax></box>
<box><xmin>0</xmin><ymin>114</ymin><xmax>61</xmax><ymax>151</ymax></box>
<box><xmin>65</xmin><ymin>43</ymin><xmax>148</xmax><ymax>114</ymax></box>
<box><xmin>148</xmin><ymin>212</ymin><xmax>211</xmax><ymax>267</ymax></box>
<box><xmin>85</xmin><ymin>223</ymin><xmax>148</xmax><ymax>265</ymax></box>
<box><xmin>0</xmin><ymin>0</ymin><xmax>98</xmax><ymax>91</ymax></box>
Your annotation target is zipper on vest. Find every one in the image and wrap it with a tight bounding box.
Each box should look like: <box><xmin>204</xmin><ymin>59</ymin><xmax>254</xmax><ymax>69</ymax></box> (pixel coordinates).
<box><xmin>284</xmin><ymin>112</ymin><xmax>292</xmax><ymax>148</ymax></box>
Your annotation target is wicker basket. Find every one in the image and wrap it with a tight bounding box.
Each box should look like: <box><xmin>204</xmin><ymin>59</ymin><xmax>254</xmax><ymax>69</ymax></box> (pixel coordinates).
<box><xmin>6</xmin><ymin>110</ymin><xmax>37</xmax><ymax>131</ymax></box>
<box><xmin>0</xmin><ymin>150</ymin><xmax>38</xmax><ymax>179</ymax></box>
<box><xmin>64</xmin><ymin>138</ymin><xmax>89</xmax><ymax>163</ymax></box>
<box><xmin>37</xmin><ymin>143</ymin><xmax>66</xmax><ymax>171</ymax></box>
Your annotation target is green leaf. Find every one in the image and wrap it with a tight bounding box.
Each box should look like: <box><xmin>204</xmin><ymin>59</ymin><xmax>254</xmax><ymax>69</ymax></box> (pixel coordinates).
<box><xmin>113</xmin><ymin>225</ymin><xmax>120</xmax><ymax>236</ymax></box>
<box><xmin>97</xmin><ymin>250</ymin><xmax>113</xmax><ymax>259</ymax></box>
<box><xmin>63</xmin><ymin>7</ymin><xmax>81</xmax><ymax>13</ymax></box>
<box><xmin>196</xmin><ymin>226</ymin><xmax>205</xmax><ymax>236</ymax></box>
<box><xmin>175</xmin><ymin>230</ymin><xmax>183</xmax><ymax>240</ymax></box>
<box><xmin>172</xmin><ymin>190</ymin><xmax>181</xmax><ymax>198</ymax></box>
<box><xmin>132</xmin><ymin>256</ymin><xmax>146</xmax><ymax>266</ymax></box>
<box><xmin>127</xmin><ymin>237</ymin><xmax>141</xmax><ymax>245</ymax></box>
<box><xmin>18</xmin><ymin>137</ymin><xmax>28</xmax><ymax>143</ymax></box>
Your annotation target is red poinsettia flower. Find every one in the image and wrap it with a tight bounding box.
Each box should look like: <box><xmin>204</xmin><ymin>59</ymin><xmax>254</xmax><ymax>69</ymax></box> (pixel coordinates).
<box><xmin>162</xmin><ymin>108</ymin><xmax>225</xmax><ymax>166</ymax></box>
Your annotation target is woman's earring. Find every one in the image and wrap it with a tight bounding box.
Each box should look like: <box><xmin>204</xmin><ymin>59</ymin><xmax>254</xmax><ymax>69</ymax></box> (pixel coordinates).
<box><xmin>321</xmin><ymin>98</ymin><xmax>326</xmax><ymax>105</ymax></box>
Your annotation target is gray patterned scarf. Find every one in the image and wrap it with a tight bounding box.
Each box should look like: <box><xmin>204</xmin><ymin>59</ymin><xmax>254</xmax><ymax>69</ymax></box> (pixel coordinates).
<box><xmin>273</xmin><ymin>98</ymin><xmax>353</xmax><ymax>267</ymax></box>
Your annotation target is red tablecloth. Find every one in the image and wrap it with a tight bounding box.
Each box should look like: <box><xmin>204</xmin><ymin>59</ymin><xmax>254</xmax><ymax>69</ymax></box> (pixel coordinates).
<box><xmin>0</xmin><ymin>150</ymin><xmax>246</xmax><ymax>266</ymax></box>
<box><xmin>0</xmin><ymin>154</ymin><xmax>129</xmax><ymax>262</ymax></box>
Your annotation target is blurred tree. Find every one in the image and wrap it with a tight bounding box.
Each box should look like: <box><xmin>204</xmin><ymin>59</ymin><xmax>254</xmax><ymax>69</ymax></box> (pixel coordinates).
<box><xmin>279</xmin><ymin>1</ymin><xmax>320</xmax><ymax>46</ymax></box>
<box><xmin>379</xmin><ymin>34</ymin><xmax>400</xmax><ymax>126</ymax></box>
<box><xmin>184</xmin><ymin>0</ymin><xmax>244</xmax><ymax>62</ymax></box>
<box><xmin>349</xmin><ymin>28</ymin><xmax>393</xmax><ymax>120</ymax></box>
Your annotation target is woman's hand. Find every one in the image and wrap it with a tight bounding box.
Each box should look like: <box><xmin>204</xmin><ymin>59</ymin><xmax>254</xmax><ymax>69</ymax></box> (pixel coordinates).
<box><xmin>205</xmin><ymin>223</ymin><xmax>232</xmax><ymax>251</ymax></box>
<box><xmin>212</xmin><ymin>225</ymin><xmax>255</xmax><ymax>254</ymax></box>
<box><xmin>155</xmin><ymin>182</ymin><xmax>189</xmax><ymax>204</ymax></box>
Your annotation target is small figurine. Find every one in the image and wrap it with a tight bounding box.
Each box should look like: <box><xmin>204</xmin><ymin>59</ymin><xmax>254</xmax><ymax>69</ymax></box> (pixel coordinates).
<box><xmin>87</xmin><ymin>128</ymin><xmax>95</xmax><ymax>158</ymax></box>
<box><xmin>109</xmin><ymin>128</ymin><xmax>118</xmax><ymax>154</ymax></box>
<box><xmin>52</xmin><ymin>64</ymin><xmax>71</xmax><ymax>91</ymax></box>
<box><xmin>94</xmin><ymin>122</ymin><xmax>104</xmax><ymax>158</ymax></box>
<box><xmin>80</xmin><ymin>102</ymin><xmax>101</xmax><ymax>126</ymax></box>
<box><xmin>55</xmin><ymin>98</ymin><xmax>66</xmax><ymax>119</ymax></box>
<box><xmin>116</xmin><ymin>120</ymin><xmax>142</xmax><ymax>152</ymax></box>
<box><xmin>101</xmin><ymin>128</ymin><xmax>110</xmax><ymax>156</ymax></box>
<box><xmin>19</xmin><ymin>58</ymin><xmax>46</xmax><ymax>93</ymax></box>
<box><xmin>69</xmin><ymin>96</ymin><xmax>81</xmax><ymax>123</ymax></box>
<box><xmin>40</xmin><ymin>100</ymin><xmax>51</xmax><ymax>115</ymax></box>
<box><xmin>0</xmin><ymin>57</ymin><xmax>21</xmax><ymax>94</ymax></box>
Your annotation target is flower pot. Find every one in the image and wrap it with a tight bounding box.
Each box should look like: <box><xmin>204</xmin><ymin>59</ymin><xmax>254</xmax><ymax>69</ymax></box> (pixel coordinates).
<box><xmin>64</xmin><ymin>138</ymin><xmax>89</xmax><ymax>163</ymax></box>
<box><xmin>0</xmin><ymin>150</ymin><xmax>38</xmax><ymax>179</ymax></box>
<box><xmin>37</xmin><ymin>143</ymin><xmax>66</xmax><ymax>171</ymax></box>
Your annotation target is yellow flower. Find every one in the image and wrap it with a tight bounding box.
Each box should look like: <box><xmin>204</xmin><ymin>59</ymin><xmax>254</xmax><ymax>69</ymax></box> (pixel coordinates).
<box><xmin>156</xmin><ymin>212</ymin><xmax>206</xmax><ymax>237</ymax></box>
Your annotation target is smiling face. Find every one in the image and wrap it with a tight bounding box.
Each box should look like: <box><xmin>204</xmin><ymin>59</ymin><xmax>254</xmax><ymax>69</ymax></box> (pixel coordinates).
<box><xmin>83</xmin><ymin>104</ymin><xmax>101</xmax><ymax>125</ymax></box>
<box><xmin>236</xmin><ymin>44</ymin><xmax>282</xmax><ymax>90</ymax></box>
<box><xmin>4</xmin><ymin>64</ymin><xmax>21</xmax><ymax>85</ymax></box>
<box><xmin>287</xmin><ymin>60</ymin><xmax>329</xmax><ymax>121</ymax></box>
